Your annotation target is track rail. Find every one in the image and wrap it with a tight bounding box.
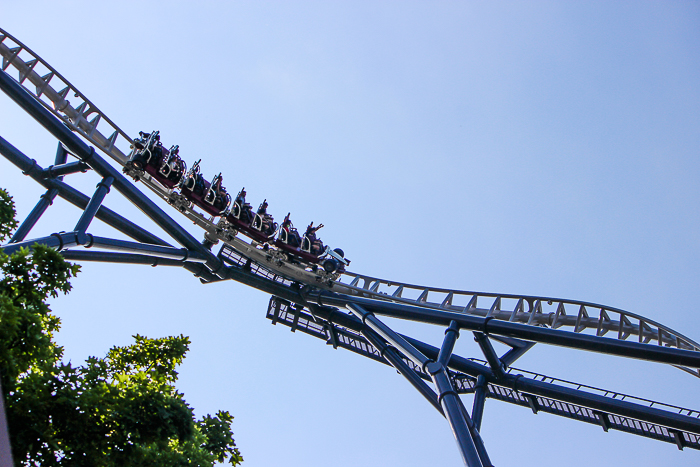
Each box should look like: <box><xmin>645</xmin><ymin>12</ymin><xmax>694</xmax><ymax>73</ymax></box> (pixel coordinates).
<box><xmin>1</xmin><ymin>25</ymin><xmax>698</xmax><ymax>381</ymax></box>
<box><xmin>331</xmin><ymin>273</ymin><xmax>700</xmax><ymax>377</ymax></box>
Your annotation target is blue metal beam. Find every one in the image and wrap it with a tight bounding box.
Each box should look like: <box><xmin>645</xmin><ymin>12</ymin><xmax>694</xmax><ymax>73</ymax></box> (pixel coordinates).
<box><xmin>74</xmin><ymin>177</ymin><xmax>113</xmax><ymax>233</ymax></box>
<box><xmin>60</xmin><ymin>250</ymin><xmax>201</xmax><ymax>267</ymax></box>
<box><xmin>359</xmin><ymin>326</ymin><xmax>443</xmax><ymax>414</ymax></box>
<box><xmin>1</xmin><ymin>232</ymin><xmax>210</xmax><ymax>264</ymax></box>
<box><xmin>41</xmin><ymin>160</ymin><xmax>90</xmax><ymax>178</ymax></box>
<box><xmin>314</xmin><ymin>292</ymin><xmax>700</xmax><ymax>370</ymax></box>
<box><xmin>431</xmin><ymin>368</ymin><xmax>485</xmax><ymax>467</ymax></box>
<box><xmin>473</xmin><ymin>332</ymin><xmax>506</xmax><ymax>380</ymax></box>
<box><xmin>402</xmin><ymin>334</ymin><xmax>700</xmax><ymax>436</ymax></box>
<box><xmin>9</xmin><ymin>188</ymin><xmax>58</xmax><ymax>243</ymax></box>
<box><xmin>471</xmin><ymin>375</ymin><xmax>487</xmax><ymax>431</ymax></box>
<box><xmin>437</xmin><ymin>321</ymin><xmax>460</xmax><ymax>367</ymax></box>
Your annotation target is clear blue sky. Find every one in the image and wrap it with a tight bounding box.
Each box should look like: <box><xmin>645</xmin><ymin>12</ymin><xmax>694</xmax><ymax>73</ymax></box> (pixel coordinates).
<box><xmin>1</xmin><ymin>2</ymin><xmax>700</xmax><ymax>466</ymax></box>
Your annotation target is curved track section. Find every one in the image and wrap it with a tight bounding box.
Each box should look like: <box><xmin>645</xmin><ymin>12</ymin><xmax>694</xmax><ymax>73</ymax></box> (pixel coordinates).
<box><xmin>331</xmin><ymin>273</ymin><xmax>700</xmax><ymax>377</ymax></box>
<box><xmin>1</xmin><ymin>26</ymin><xmax>698</xmax><ymax>380</ymax></box>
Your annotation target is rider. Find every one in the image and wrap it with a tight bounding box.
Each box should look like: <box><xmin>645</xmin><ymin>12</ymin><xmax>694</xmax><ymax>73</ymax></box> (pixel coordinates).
<box><xmin>257</xmin><ymin>200</ymin><xmax>275</xmax><ymax>235</ymax></box>
<box><xmin>188</xmin><ymin>160</ymin><xmax>206</xmax><ymax>195</ymax></box>
<box><xmin>206</xmin><ymin>173</ymin><xmax>228</xmax><ymax>210</ymax></box>
<box><xmin>158</xmin><ymin>144</ymin><xmax>180</xmax><ymax>181</ymax></box>
<box><xmin>257</xmin><ymin>199</ymin><xmax>269</xmax><ymax>215</ymax></box>
<box><xmin>235</xmin><ymin>187</ymin><xmax>247</xmax><ymax>207</ymax></box>
<box><xmin>281</xmin><ymin>213</ymin><xmax>301</xmax><ymax>246</ymax></box>
<box><xmin>282</xmin><ymin>213</ymin><xmax>292</xmax><ymax>228</ymax></box>
<box><xmin>235</xmin><ymin>187</ymin><xmax>253</xmax><ymax>221</ymax></box>
<box><xmin>305</xmin><ymin>222</ymin><xmax>324</xmax><ymax>255</ymax></box>
<box><xmin>130</xmin><ymin>131</ymin><xmax>162</xmax><ymax>168</ymax></box>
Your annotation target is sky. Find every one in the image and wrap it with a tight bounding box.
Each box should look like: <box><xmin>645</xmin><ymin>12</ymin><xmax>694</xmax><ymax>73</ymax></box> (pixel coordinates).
<box><xmin>1</xmin><ymin>2</ymin><xmax>700</xmax><ymax>466</ymax></box>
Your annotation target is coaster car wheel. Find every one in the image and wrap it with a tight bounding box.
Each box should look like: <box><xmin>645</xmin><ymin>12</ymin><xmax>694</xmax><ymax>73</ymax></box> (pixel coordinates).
<box><xmin>323</xmin><ymin>258</ymin><xmax>339</xmax><ymax>273</ymax></box>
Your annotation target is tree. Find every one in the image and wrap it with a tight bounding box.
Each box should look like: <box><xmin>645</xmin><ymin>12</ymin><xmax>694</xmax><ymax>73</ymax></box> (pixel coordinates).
<box><xmin>0</xmin><ymin>188</ymin><xmax>242</xmax><ymax>466</ymax></box>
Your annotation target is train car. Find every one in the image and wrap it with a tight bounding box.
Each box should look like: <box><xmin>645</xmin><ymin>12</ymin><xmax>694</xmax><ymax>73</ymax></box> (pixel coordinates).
<box><xmin>125</xmin><ymin>131</ymin><xmax>349</xmax><ymax>276</ymax></box>
<box><xmin>275</xmin><ymin>215</ymin><xmax>349</xmax><ymax>273</ymax></box>
<box><xmin>125</xmin><ymin>131</ymin><xmax>186</xmax><ymax>189</ymax></box>
<box><xmin>180</xmin><ymin>160</ymin><xmax>231</xmax><ymax>216</ymax></box>
<box><xmin>226</xmin><ymin>193</ymin><xmax>277</xmax><ymax>244</ymax></box>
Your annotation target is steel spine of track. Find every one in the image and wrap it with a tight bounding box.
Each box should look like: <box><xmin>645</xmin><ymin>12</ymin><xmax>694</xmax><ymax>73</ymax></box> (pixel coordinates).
<box><xmin>1</xmin><ymin>26</ymin><xmax>699</xmax><ymax>379</ymax></box>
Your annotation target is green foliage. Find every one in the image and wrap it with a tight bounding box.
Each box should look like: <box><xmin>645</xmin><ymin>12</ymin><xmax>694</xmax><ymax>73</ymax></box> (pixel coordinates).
<box><xmin>0</xmin><ymin>189</ymin><xmax>18</xmax><ymax>240</ymax></box>
<box><xmin>0</xmin><ymin>189</ymin><xmax>242</xmax><ymax>466</ymax></box>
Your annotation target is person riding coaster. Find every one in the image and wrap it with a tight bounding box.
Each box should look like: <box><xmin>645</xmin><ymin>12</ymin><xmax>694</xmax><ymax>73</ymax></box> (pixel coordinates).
<box><xmin>180</xmin><ymin>160</ymin><xmax>230</xmax><ymax>216</ymax></box>
<box><xmin>204</xmin><ymin>173</ymin><xmax>231</xmax><ymax>214</ymax></box>
<box><xmin>182</xmin><ymin>159</ymin><xmax>206</xmax><ymax>194</ymax></box>
<box><xmin>302</xmin><ymin>222</ymin><xmax>325</xmax><ymax>256</ymax></box>
<box><xmin>129</xmin><ymin>131</ymin><xmax>161</xmax><ymax>168</ymax></box>
<box><xmin>252</xmin><ymin>199</ymin><xmax>277</xmax><ymax>237</ymax></box>
<box><xmin>231</xmin><ymin>187</ymin><xmax>254</xmax><ymax>223</ymax></box>
<box><xmin>126</xmin><ymin>131</ymin><xmax>186</xmax><ymax>188</ymax></box>
<box><xmin>158</xmin><ymin>145</ymin><xmax>186</xmax><ymax>181</ymax></box>
<box><xmin>278</xmin><ymin>213</ymin><xmax>301</xmax><ymax>247</ymax></box>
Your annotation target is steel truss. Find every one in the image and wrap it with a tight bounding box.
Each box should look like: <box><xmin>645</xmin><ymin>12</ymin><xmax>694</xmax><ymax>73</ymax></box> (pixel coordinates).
<box><xmin>1</xmin><ymin>27</ymin><xmax>700</xmax><ymax>466</ymax></box>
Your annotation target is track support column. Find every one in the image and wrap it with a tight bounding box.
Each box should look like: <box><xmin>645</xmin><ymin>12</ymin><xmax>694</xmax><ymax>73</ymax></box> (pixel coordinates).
<box><xmin>472</xmin><ymin>375</ymin><xmax>487</xmax><ymax>431</ymax></box>
<box><xmin>429</xmin><ymin>367</ymin><xmax>484</xmax><ymax>467</ymax></box>
<box><xmin>347</xmin><ymin>303</ymin><xmax>492</xmax><ymax>467</ymax></box>
<box><xmin>431</xmin><ymin>321</ymin><xmax>493</xmax><ymax>467</ymax></box>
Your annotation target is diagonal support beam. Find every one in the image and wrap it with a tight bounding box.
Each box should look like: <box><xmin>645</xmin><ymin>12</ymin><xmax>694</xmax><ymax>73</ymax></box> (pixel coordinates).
<box><xmin>455</xmin><ymin>387</ymin><xmax>493</xmax><ymax>467</ymax></box>
<box><xmin>360</xmin><ymin>326</ymin><xmax>443</xmax><ymax>414</ymax></box>
<box><xmin>438</xmin><ymin>321</ymin><xmax>460</xmax><ymax>367</ymax></box>
<box><xmin>9</xmin><ymin>188</ymin><xmax>58</xmax><ymax>243</ymax></box>
<box><xmin>74</xmin><ymin>176</ymin><xmax>113</xmax><ymax>233</ymax></box>
<box><xmin>40</xmin><ymin>160</ymin><xmax>90</xmax><ymax>178</ymax></box>
<box><xmin>53</xmin><ymin>142</ymin><xmax>68</xmax><ymax>168</ymax></box>
<box><xmin>401</xmin><ymin>334</ymin><xmax>700</xmax><ymax>436</ymax></box>
<box><xmin>88</xmin><ymin>236</ymin><xmax>209</xmax><ymax>262</ymax></box>
<box><xmin>346</xmin><ymin>303</ymin><xmax>431</xmax><ymax>372</ymax></box>
<box><xmin>1</xmin><ymin>232</ymin><xmax>209</xmax><ymax>263</ymax></box>
<box><xmin>473</xmin><ymin>332</ymin><xmax>506</xmax><ymax>380</ymax></box>
<box><xmin>347</xmin><ymin>303</ymin><xmax>489</xmax><ymax>467</ymax></box>
<box><xmin>2</xmin><ymin>231</ymin><xmax>82</xmax><ymax>254</ymax></box>
<box><xmin>429</xmin><ymin>367</ymin><xmax>489</xmax><ymax>467</ymax></box>
<box><xmin>433</xmin><ymin>321</ymin><xmax>492</xmax><ymax>467</ymax></box>
<box><xmin>488</xmin><ymin>335</ymin><xmax>536</xmax><ymax>367</ymax></box>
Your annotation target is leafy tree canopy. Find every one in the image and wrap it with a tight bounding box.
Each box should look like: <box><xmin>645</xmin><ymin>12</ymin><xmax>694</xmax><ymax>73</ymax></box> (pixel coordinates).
<box><xmin>0</xmin><ymin>188</ymin><xmax>242</xmax><ymax>466</ymax></box>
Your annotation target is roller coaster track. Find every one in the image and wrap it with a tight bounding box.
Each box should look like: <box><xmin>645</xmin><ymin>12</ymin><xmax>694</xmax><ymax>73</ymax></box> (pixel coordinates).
<box><xmin>1</xmin><ymin>27</ymin><xmax>700</xmax><ymax>466</ymax></box>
